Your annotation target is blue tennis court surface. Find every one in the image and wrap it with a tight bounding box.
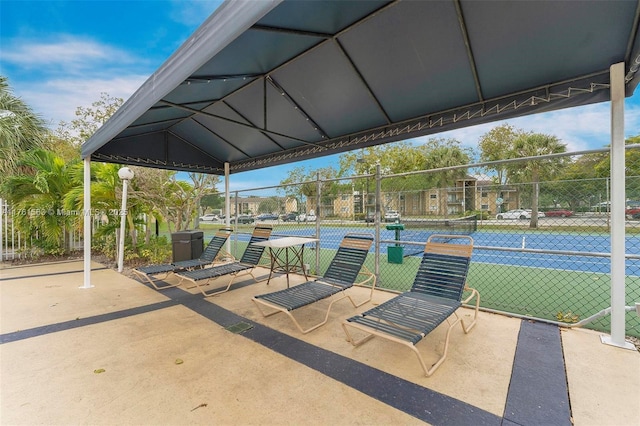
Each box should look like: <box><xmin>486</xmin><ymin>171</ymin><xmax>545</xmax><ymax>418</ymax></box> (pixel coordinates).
<box><xmin>230</xmin><ymin>227</ymin><xmax>640</xmax><ymax>276</ymax></box>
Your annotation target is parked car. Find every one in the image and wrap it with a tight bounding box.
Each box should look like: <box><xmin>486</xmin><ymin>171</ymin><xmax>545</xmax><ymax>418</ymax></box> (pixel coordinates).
<box><xmin>230</xmin><ymin>215</ymin><xmax>254</xmax><ymax>224</ymax></box>
<box><xmin>199</xmin><ymin>213</ymin><xmax>219</xmax><ymax>221</ymax></box>
<box><xmin>305</xmin><ymin>212</ymin><xmax>317</xmax><ymax>222</ymax></box>
<box><xmin>281</xmin><ymin>212</ymin><xmax>298</xmax><ymax>222</ymax></box>
<box><xmin>383</xmin><ymin>210</ymin><xmax>401</xmax><ymax>222</ymax></box>
<box><xmin>364</xmin><ymin>212</ymin><xmax>375</xmax><ymax>223</ymax></box>
<box><xmin>626</xmin><ymin>207</ymin><xmax>640</xmax><ymax>219</ymax></box>
<box><xmin>496</xmin><ymin>209</ymin><xmax>545</xmax><ymax>220</ymax></box>
<box><xmin>256</xmin><ymin>213</ymin><xmax>279</xmax><ymax>221</ymax></box>
<box><xmin>544</xmin><ymin>209</ymin><xmax>573</xmax><ymax>218</ymax></box>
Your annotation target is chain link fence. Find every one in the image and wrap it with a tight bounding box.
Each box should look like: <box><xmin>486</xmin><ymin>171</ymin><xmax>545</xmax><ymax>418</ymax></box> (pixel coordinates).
<box><xmin>226</xmin><ymin>146</ymin><xmax>640</xmax><ymax>338</ymax></box>
<box><xmin>2</xmin><ymin>146</ymin><xmax>639</xmax><ymax>338</ymax></box>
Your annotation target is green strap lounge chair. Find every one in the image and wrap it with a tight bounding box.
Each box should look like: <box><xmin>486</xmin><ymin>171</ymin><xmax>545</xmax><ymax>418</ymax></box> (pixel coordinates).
<box><xmin>252</xmin><ymin>233</ymin><xmax>375</xmax><ymax>334</ymax></box>
<box><xmin>342</xmin><ymin>234</ymin><xmax>479</xmax><ymax>377</ymax></box>
<box><xmin>132</xmin><ymin>228</ymin><xmax>233</xmax><ymax>289</ymax></box>
<box><xmin>175</xmin><ymin>225</ymin><xmax>272</xmax><ymax>297</ymax></box>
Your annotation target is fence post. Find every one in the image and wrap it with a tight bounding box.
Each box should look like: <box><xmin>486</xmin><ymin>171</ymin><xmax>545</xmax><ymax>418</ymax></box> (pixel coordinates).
<box><xmin>375</xmin><ymin>164</ymin><xmax>381</xmax><ymax>282</ymax></box>
<box><xmin>315</xmin><ymin>172</ymin><xmax>321</xmax><ymax>274</ymax></box>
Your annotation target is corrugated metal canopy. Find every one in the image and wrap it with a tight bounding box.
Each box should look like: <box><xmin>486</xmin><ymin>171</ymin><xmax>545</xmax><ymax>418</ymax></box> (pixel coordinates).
<box><xmin>82</xmin><ymin>0</ymin><xmax>640</xmax><ymax>175</ymax></box>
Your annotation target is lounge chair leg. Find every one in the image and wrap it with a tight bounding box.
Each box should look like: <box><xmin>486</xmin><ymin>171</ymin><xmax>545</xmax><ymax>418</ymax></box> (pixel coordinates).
<box><xmin>461</xmin><ymin>288</ymin><xmax>480</xmax><ymax>333</ymax></box>
<box><xmin>201</xmin><ymin>274</ymin><xmax>237</xmax><ymax>297</ymax></box>
<box><xmin>420</xmin><ymin>316</ymin><xmax>462</xmax><ymax>376</ymax></box>
<box><xmin>251</xmin><ymin>298</ymin><xmax>282</xmax><ymax>318</ymax></box>
<box><xmin>131</xmin><ymin>270</ymin><xmax>181</xmax><ymax>290</ymax></box>
<box><xmin>254</xmin><ymin>294</ymin><xmax>351</xmax><ymax>334</ymax></box>
<box><xmin>341</xmin><ymin>322</ymin><xmax>376</xmax><ymax>346</ymax></box>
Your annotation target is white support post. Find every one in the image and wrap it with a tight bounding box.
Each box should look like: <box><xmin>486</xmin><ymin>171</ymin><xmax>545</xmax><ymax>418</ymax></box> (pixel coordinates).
<box><xmin>81</xmin><ymin>157</ymin><xmax>93</xmax><ymax>289</ymax></box>
<box><xmin>225</xmin><ymin>162</ymin><xmax>231</xmax><ymax>228</ymax></box>
<box><xmin>601</xmin><ymin>62</ymin><xmax>633</xmax><ymax>349</ymax></box>
<box><xmin>374</xmin><ymin>164</ymin><xmax>381</xmax><ymax>280</ymax></box>
<box><xmin>224</xmin><ymin>162</ymin><xmax>231</xmax><ymax>253</ymax></box>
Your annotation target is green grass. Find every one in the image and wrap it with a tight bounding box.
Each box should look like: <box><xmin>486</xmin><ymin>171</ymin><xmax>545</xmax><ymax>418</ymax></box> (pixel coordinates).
<box><xmin>233</xmin><ymin>240</ymin><xmax>640</xmax><ymax>338</ymax></box>
<box><xmin>164</xmin><ymin>223</ymin><xmax>640</xmax><ymax>338</ymax></box>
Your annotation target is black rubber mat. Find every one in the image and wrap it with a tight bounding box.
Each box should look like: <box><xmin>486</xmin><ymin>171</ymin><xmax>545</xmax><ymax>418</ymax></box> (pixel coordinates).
<box><xmin>503</xmin><ymin>320</ymin><xmax>571</xmax><ymax>425</ymax></box>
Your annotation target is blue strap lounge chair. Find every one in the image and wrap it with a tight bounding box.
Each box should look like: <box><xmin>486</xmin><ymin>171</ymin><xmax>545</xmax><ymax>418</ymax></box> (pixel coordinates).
<box><xmin>175</xmin><ymin>225</ymin><xmax>272</xmax><ymax>296</ymax></box>
<box><xmin>342</xmin><ymin>234</ymin><xmax>479</xmax><ymax>377</ymax></box>
<box><xmin>132</xmin><ymin>228</ymin><xmax>233</xmax><ymax>289</ymax></box>
<box><xmin>252</xmin><ymin>233</ymin><xmax>375</xmax><ymax>334</ymax></box>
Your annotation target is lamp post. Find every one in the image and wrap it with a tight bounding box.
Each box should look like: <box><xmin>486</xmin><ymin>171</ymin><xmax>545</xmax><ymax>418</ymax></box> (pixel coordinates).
<box><xmin>117</xmin><ymin>167</ymin><xmax>134</xmax><ymax>273</ymax></box>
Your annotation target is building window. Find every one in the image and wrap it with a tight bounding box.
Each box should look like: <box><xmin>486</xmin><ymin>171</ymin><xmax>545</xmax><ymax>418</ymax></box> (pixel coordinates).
<box><xmin>430</xmin><ymin>194</ymin><xmax>437</xmax><ymax>199</ymax></box>
<box><xmin>481</xmin><ymin>204</ymin><xmax>489</xmax><ymax>210</ymax></box>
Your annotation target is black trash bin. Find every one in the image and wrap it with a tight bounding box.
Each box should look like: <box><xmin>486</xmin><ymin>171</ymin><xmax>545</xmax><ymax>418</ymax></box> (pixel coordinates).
<box><xmin>171</xmin><ymin>230</ymin><xmax>204</xmax><ymax>262</ymax></box>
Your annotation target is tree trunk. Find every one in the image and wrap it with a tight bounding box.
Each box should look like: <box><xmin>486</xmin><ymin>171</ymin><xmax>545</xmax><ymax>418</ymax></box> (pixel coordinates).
<box><xmin>530</xmin><ymin>169</ymin><xmax>540</xmax><ymax>229</ymax></box>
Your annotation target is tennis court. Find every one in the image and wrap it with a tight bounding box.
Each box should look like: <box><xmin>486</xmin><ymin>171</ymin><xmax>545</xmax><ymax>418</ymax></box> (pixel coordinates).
<box><xmin>224</xmin><ymin>222</ymin><xmax>640</xmax><ymax>337</ymax></box>
<box><xmin>232</xmin><ymin>224</ymin><xmax>640</xmax><ymax>276</ymax></box>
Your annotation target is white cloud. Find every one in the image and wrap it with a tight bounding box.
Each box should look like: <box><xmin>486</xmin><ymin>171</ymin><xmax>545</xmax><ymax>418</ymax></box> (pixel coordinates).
<box><xmin>2</xmin><ymin>35</ymin><xmax>138</xmax><ymax>74</ymax></box>
<box><xmin>15</xmin><ymin>75</ymin><xmax>148</xmax><ymax>127</ymax></box>
<box><xmin>2</xmin><ymin>35</ymin><xmax>153</xmax><ymax>127</ymax></box>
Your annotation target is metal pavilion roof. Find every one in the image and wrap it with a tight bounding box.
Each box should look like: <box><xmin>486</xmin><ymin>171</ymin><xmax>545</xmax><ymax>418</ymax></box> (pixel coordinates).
<box><xmin>82</xmin><ymin>0</ymin><xmax>640</xmax><ymax>175</ymax></box>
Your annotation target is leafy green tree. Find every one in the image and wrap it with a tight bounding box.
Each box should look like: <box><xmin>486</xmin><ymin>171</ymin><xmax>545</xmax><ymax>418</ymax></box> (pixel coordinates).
<box><xmin>188</xmin><ymin>173</ymin><xmax>220</xmax><ymax>227</ymax></box>
<box><xmin>279</xmin><ymin>166</ymin><xmax>313</xmax><ymax>213</ymax></box>
<box><xmin>574</xmin><ymin>134</ymin><xmax>640</xmax><ymax>206</ymax></box>
<box><xmin>548</xmin><ymin>153</ymin><xmax>607</xmax><ymax>211</ymax></box>
<box><xmin>201</xmin><ymin>193</ymin><xmax>224</xmax><ymax>214</ymax></box>
<box><xmin>129</xmin><ymin>168</ymin><xmax>185</xmax><ymax>232</ymax></box>
<box><xmin>478</xmin><ymin>123</ymin><xmax>523</xmax><ymax>186</ymax></box>
<box><xmin>0</xmin><ymin>76</ymin><xmax>49</xmax><ymax>185</ymax></box>
<box><xmin>339</xmin><ymin>142</ymin><xmax>427</xmax><ymax>177</ymax></box>
<box><xmin>258</xmin><ymin>197</ymin><xmax>279</xmax><ymax>214</ymax></box>
<box><xmin>592</xmin><ymin>135</ymin><xmax>640</xmax><ymax>177</ymax></box>
<box><xmin>509</xmin><ymin>132</ymin><xmax>567</xmax><ymax>227</ymax></box>
<box><xmin>279</xmin><ymin>165</ymin><xmax>340</xmax><ymax>215</ymax></box>
<box><xmin>54</xmin><ymin>92</ymin><xmax>123</xmax><ymax>146</ymax></box>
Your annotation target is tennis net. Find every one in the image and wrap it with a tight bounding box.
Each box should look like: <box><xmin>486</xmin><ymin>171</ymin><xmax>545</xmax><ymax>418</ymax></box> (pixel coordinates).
<box><xmin>401</xmin><ymin>213</ymin><xmax>478</xmax><ymax>234</ymax></box>
<box><xmin>398</xmin><ymin>214</ymin><xmax>478</xmax><ymax>257</ymax></box>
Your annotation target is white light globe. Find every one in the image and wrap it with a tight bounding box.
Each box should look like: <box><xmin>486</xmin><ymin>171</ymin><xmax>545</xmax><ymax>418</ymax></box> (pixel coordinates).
<box><xmin>118</xmin><ymin>167</ymin><xmax>134</xmax><ymax>180</ymax></box>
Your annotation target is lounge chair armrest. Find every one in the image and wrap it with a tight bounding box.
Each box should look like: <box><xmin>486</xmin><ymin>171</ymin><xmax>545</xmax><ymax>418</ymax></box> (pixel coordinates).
<box><xmin>462</xmin><ymin>285</ymin><xmax>480</xmax><ymax>307</ymax></box>
<box><xmin>355</xmin><ymin>265</ymin><xmax>376</xmax><ymax>288</ymax></box>
<box><xmin>216</xmin><ymin>249</ymin><xmax>236</xmax><ymax>262</ymax></box>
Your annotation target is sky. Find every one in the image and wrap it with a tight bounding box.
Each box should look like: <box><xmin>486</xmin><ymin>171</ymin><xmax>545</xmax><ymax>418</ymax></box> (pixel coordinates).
<box><xmin>2</xmin><ymin>0</ymin><xmax>639</xmax><ymax>192</ymax></box>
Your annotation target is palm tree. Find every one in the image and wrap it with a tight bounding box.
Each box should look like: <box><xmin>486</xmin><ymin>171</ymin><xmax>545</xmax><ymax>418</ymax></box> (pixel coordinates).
<box><xmin>66</xmin><ymin>162</ymin><xmax>152</xmax><ymax>253</ymax></box>
<box><xmin>3</xmin><ymin>149</ymin><xmax>77</xmax><ymax>254</ymax></box>
<box><xmin>65</xmin><ymin>162</ymin><xmax>120</xmax><ymax>239</ymax></box>
<box><xmin>0</xmin><ymin>77</ymin><xmax>48</xmax><ymax>185</ymax></box>
<box><xmin>422</xmin><ymin>138</ymin><xmax>472</xmax><ymax>218</ymax></box>
<box><xmin>509</xmin><ymin>133</ymin><xmax>567</xmax><ymax>228</ymax></box>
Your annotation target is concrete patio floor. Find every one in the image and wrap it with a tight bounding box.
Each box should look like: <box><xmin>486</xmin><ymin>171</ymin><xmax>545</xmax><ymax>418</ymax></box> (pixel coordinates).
<box><xmin>1</xmin><ymin>260</ymin><xmax>638</xmax><ymax>425</ymax></box>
